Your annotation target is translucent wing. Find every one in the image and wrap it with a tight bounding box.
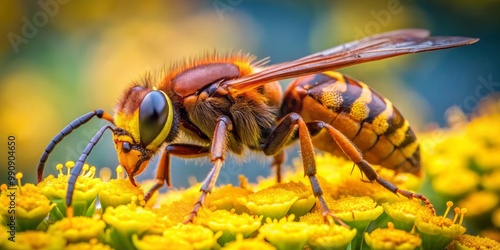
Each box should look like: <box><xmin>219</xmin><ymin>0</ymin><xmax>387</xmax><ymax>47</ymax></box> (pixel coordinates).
<box><xmin>224</xmin><ymin>29</ymin><xmax>478</xmax><ymax>94</ymax></box>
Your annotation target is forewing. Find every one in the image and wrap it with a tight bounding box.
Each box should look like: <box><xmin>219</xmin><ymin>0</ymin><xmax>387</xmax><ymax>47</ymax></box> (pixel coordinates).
<box><xmin>225</xmin><ymin>29</ymin><xmax>478</xmax><ymax>95</ymax></box>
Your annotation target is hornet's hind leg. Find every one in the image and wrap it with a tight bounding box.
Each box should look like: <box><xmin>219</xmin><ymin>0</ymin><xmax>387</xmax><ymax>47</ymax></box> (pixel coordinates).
<box><xmin>306</xmin><ymin>120</ymin><xmax>435</xmax><ymax>214</ymax></box>
<box><xmin>262</xmin><ymin>112</ymin><xmax>434</xmax><ymax>226</ymax></box>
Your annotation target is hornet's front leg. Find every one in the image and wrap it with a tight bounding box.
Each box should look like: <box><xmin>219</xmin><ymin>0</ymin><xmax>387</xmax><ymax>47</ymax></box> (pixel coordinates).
<box><xmin>144</xmin><ymin>144</ymin><xmax>210</xmax><ymax>202</ymax></box>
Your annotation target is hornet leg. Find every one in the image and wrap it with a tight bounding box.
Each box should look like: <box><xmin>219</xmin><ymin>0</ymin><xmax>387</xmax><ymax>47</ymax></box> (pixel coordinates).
<box><xmin>307</xmin><ymin>120</ymin><xmax>435</xmax><ymax>214</ymax></box>
<box><xmin>262</xmin><ymin>112</ymin><xmax>347</xmax><ymax>226</ymax></box>
<box><xmin>185</xmin><ymin>116</ymin><xmax>233</xmax><ymax>223</ymax></box>
<box><xmin>144</xmin><ymin>144</ymin><xmax>210</xmax><ymax>202</ymax></box>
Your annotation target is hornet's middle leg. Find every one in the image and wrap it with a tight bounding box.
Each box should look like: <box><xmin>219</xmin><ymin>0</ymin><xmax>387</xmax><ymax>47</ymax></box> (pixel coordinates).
<box><xmin>262</xmin><ymin>112</ymin><xmax>347</xmax><ymax>226</ymax></box>
<box><xmin>185</xmin><ymin>115</ymin><xmax>233</xmax><ymax>223</ymax></box>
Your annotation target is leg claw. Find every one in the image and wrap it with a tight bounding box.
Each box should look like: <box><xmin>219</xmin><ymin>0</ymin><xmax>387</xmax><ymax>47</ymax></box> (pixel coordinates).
<box><xmin>322</xmin><ymin>211</ymin><xmax>349</xmax><ymax>228</ymax></box>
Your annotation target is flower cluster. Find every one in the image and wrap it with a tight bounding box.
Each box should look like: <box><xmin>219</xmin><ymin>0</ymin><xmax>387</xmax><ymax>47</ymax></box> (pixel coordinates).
<box><xmin>2</xmin><ymin>102</ymin><xmax>500</xmax><ymax>249</ymax></box>
<box><xmin>420</xmin><ymin>103</ymin><xmax>500</xmax><ymax>241</ymax></box>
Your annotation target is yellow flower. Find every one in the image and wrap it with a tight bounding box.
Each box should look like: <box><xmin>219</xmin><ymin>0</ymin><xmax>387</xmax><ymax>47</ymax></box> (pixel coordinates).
<box><xmin>132</xmin><ymin>234</ymin><xmax>193</xmax><ymax>250</ymax></box>
<box><xmin>364</xmin><ymin>222</ymin><xmax>421</xmax><ymax>250</ymax></box>
<box><xmin>493</xmin><ymin>208</ymin><xmax>500</xmax><ymax>228</ymax></box>
<box><xmin>47</xmin><ymin>216</ymin><xmax>106</xmax><ymax>243</ymax></box>
<box><xmin>324</xmin><ymin>195</ymin><xmax>384</xmax><ymax>222</ymax></box>
<box><xmin>259</xmin><ymin>215</ymin><xmax>314</xmax><ymax>250</ymax></box>
<box><xmin>454</xmin><ymin>234</ymin><xmax>500</xmax><ymax>250</ymax></box>
<box><xmin>163</xmin><ymin>224</ymin><xmax>220</xmax><ymax>250</ymax></box>
<box><xmin>102</xmin><ymin>202</ymin><xmax>156</xmax><ymax>249</ymax></box>
<box><xmin>0</xmin><ymin>181</ymin><xmax>55</xmax><ymax>231</ymax></box>
<box><xmin>475</xmin><ymin>147</ymin><xmax>500</xmax><ymax>171</ymax></box>
<box><xmin>196</xmin><ymin>208</ymin><xmax>262</xmax><ymax>246</ymax></box>
<box><xmin>316</xmin><ymin>156</ymin><xmax>403</xmax><ymax>204</ymax></box>
<box><xmin>152</xmin><ymin>199</ymin><xmax>195</xmax><ymax>226</ymax></box>
<box><xmin>0</xmin><ymin>224</ymin><xmax>9</xmax><ymax>249</ymax></box>
<box><xmin>37</xmin><ymin>161</ymin><xmax>101</xmax><ymax>217</ymax></box>
<box><xmin>415</xmin><ymin>206</ymin><xmax>466</xmax><ymax>249</ymax></box>
<box><xmin>482</xmin><ymin>170</ymin><xmax>500</xmax><ymax>193</ymax></box>
<box><xmin>206</xmin><ymin>184</ymin><xmax>253</xmax><ymax>213</ymax></box>
<box><xmin>322</xmin><ymin>195</ymin><xmax>384</xmax><ymax>250</ymax></box>
<box><xmin>2</xmin><ymin>230</ymin><xmax>66</xmax><ymax>250</ymax></box>
<box><xmin>299</xmin><ymin>211</ymin><xmax>327</xmax><ymax>225</ymax></box>
<box><xmin>458</xmin><ymin>191</ymin><xmax>498</xmax><ymax>218</ymax></box>
<box><xmin>158</xmin><ymin>179</ymin><xmax>203</xmax><ymax>206</ymax></box>
<box><xmin>432</xmin><ymin>167</ymin><xmax>480</xmax><ymax>200</ymax></box>
<box><xmin>307</xmin><ymin>224</ymin><xmax>357</xmax><ymax>250</ymax></box>
<box><xmin>98</xmin><ymin>179</ymin><xmax>144</xmax><ymax>212</ymax></box>
<box><xmin>423</xmin><ymin>153</ymin><xmax>468</xmax><ymax>177</ymax></box>
<box><xmin>268</xmin><ymin>181</ymin><xmax>316</xmax><ymax>218</ymax></box>
<box><xmin>382</xmin><ymin>199</ymin><xmax>425</xmax><ymax>231</ymax></box>
<box><xmin>237</xmin><ymin>187</ymin><xmax>298</xmax><ymax>220</ymax></box>
<box><xmin>65</xmin><ymin>239</ymin><xmax>113</xmax><ymax>250</ymax></box>
<box><xmin>221</xmin><ymin>234</ymin><xmax>276</xmax><ymax>250</ymax></box>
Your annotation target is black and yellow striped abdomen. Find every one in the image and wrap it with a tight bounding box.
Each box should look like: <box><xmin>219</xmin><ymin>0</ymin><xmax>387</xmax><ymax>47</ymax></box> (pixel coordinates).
<box><xmin>280</xmin><ymin>71</ymin><xmax>420</xmax><ymax>175</ymax></box>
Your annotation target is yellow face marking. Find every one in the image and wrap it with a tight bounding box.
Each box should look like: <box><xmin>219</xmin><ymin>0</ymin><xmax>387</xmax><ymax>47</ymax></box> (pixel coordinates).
<box><xmin>114</xmin><ymin>109</ymin><xmax>141</xmax><ymax>143</ymax></box>
<box><xmin>386</xmin><ymin>119</ymin><xmax>410</xmax><ymax>146</ymax></box>
<box><xmin>112</xmin><ymin>133</ymin><xmax>150</xmax><ymax>176</ymax></box>
<box><xmin>349</xmin><ymin>81</ymin><xmax>372</xmax><ymax>121</ymax></box>
<box><xmin>371</xmin><ymin>98</ymin><xmax>393</xmax><ymax>135</ymax></box>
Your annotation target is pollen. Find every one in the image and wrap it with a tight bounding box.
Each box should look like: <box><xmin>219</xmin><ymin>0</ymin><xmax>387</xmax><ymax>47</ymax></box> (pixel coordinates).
<box><xmin>454</xmin><ymin>234</ymin><xmax>500</xmax><ymax>249</ymax></box>
<box><xmin>154</xmin><ymin>199</ymin><xmax>196</xmax><ymax>225</ymax></box>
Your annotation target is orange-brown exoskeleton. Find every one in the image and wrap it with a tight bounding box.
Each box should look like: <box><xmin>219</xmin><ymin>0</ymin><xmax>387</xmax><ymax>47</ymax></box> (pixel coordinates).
<box><xmin>37</xmin><ymin>29</ymin><xmax>477</xmax><ymax>224</ymax></box>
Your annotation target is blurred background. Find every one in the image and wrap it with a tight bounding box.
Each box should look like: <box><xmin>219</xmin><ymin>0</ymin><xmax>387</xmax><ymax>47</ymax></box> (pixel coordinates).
<box><xmin>0</xmin><ymin>0</ymin><xmax>498</xmax><ymax>188</ymax></box>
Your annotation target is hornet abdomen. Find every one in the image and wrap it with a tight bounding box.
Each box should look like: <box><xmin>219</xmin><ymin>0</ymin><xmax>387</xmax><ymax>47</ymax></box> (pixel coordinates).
<box><xmin>280</xmin><ymin>71</ymin><xmax>420</xmax><ymax>175</ymax></box>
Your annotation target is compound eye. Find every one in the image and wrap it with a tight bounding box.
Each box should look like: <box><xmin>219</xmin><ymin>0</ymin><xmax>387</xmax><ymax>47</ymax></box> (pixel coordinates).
<box><xmin>139</xmin><ymin>90</ymin><xmax>168</xmax><ymax>146</ymax></box>
<box><xmin>122</xmin><ymin>142</ymin><xmax>132</xmax><ymax>153</ymax></box>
